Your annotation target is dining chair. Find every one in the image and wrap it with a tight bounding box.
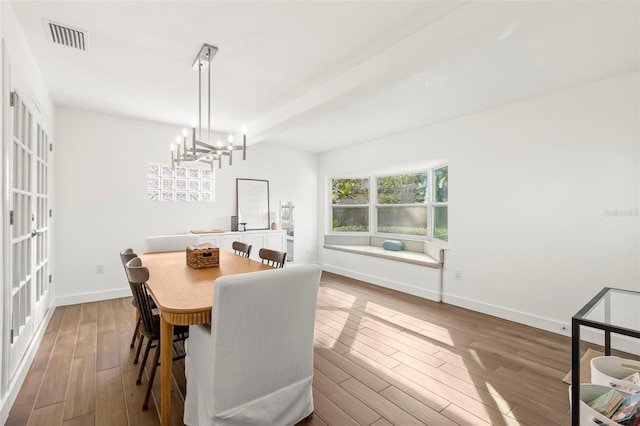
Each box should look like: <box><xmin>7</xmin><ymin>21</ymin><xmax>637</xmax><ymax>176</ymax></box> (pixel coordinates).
<box><xmin>145</xmin><ymin>234</ymin><xmax>200</xmax><ymax>253</ymax></box>
<box><xmin>231</xmin><ymin>241</ymin><xmax>252</xmax><ymax>258</ymax></box>
<box><xmin>120</xmin><ymin>248</ymin><xmax>146</xmax><ymax>364</ymax></box>
<box><xmin>258</xmin><ymin>248</ymin><xmax>287</xmax><ymax>268</ymax></box>
<box><xmin>183</xmin><ymin>264</ymin><xmax>322</xmax><ymax>426</ymax></box>
<box><xmin>125</xmin><ymin>257</ymin><xmax>189</xmax><ymax>411</ymax></box>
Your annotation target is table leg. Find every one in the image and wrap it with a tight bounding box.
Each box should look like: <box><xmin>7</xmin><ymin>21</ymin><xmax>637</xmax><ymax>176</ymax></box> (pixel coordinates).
<box><xmin>160</xmin><ymin>314</ymin><xmax>173</xmax><ymax>425</ymax></box>
<box><xmin>571</xmin><ymin>319</ymin><xmax>580</xmax><ymax>426</ymax></box>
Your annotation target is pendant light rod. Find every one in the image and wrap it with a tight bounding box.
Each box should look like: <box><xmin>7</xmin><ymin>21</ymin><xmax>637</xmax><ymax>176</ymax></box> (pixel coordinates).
<box><xmin>171</xmin><ymin>44</ymin><xmax>247</xmax><ymax>171</ymax></box>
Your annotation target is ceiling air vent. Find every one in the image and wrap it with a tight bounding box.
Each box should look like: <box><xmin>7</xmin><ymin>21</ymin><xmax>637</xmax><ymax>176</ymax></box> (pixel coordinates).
<box><xmin>43</xmin><ymin>19</ymin><xmax>88</xmax><ymax>52</ymax></box>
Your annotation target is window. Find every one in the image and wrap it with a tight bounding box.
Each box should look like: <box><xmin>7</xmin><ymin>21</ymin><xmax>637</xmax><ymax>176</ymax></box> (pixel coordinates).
<box><xmin>433</xmin><ymin>165</ymin><xmax>448</xmax><ymax>241</ymax></box>
<box><xmin>376</xmin><ymin>173</ymin><xmax>428</xmax><ymax>236</ymax></box>
<box><xmin>329</xmin><ymin>164</ymin><xmax>448</xmax><ymax>241</ymax></box>
<box><xmin>331</xmin><ymin>178</ymin><xmax>369</xmax><ymax>232</ymax></box>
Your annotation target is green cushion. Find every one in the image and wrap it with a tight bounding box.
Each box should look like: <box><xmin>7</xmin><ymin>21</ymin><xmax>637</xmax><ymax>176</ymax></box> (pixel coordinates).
<box><xmin>382</xmin><ymin>240</ymin><xmax>404</xmax><ymax>251</ymax></box>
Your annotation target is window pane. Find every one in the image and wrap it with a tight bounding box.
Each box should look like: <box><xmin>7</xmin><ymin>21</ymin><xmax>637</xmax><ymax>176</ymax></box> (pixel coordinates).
<box><xmin>377</xmin><ymin>173</ymin><xmax>428</xmax><ymax>204</ymax></box>
<box><xmin>332</xmin><ymin>179</ymin><xmax>369</xmax><ymax>205</ymax></box>
<box><xmin>377</xmin><ymin>205</ymin><xmax>427</xmax><ymax>236</ymax></box>
<box><xmin>332</xmin><ymin>207</ymin><xmax>369</xmax><ymax>232</ymax></box>
<box><xmin>434</xmin><ymin>206</ymin><xmax>448</xmax><ymax>241</ymax></box>
<box><xmin>434</xmin><ymin>166</ymin><xmax>448</xmax><ymax>203</ymax></box>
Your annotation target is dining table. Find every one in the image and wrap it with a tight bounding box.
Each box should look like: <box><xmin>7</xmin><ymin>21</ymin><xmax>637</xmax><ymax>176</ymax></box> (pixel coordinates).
<box><xmin>139</xmin><ymin>249</ymin><xmax>273</xmax><ymax>425</ymax></box>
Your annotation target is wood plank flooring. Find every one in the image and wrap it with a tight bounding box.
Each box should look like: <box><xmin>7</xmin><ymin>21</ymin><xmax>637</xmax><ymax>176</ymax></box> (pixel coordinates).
<box><xmin>6</xmin><ymin>271</ymin><xmax>631</xmax><ymax>425</ymax></box>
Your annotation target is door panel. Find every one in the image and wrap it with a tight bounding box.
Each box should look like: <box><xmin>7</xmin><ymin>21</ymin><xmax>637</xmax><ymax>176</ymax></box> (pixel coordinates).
<box><xmin>6</xmin><ymin>90</ymin><xmax>51</xmax><ymax>379</ymax></box>
<box><xmin>8</xmin><ymin>91</ymin><xmax>34</xmax><ymax>376</ymax></box>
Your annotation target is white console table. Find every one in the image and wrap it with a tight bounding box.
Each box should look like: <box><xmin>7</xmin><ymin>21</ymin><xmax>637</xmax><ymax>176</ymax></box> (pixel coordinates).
<box><xmin>194</xmin><ymin>230</ymin><xmax>287</xmax><ymax>262</ymax></box>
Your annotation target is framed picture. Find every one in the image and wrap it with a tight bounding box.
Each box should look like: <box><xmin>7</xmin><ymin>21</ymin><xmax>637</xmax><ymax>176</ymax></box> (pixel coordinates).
<box><xmin>236</xmin><ymin>178</ymin><xmax>270</xmax><ymax>230</ymax></box>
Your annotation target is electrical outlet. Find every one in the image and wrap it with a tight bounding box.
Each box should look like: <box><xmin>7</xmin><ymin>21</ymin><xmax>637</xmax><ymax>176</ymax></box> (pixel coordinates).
<box><xmin>96</xmin><ymin>264</ymin><xmax>104</xmax><ymax>274</ymax></box>
<box><xmin>454</xmin><ymin>270</ymin><xmax>462</xmax><ymax>280</ymax></box>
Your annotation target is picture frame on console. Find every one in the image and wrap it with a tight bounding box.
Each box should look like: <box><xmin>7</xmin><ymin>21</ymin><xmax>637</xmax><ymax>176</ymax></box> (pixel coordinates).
<box><xmin>236</xmin><ymin>178</ymin><xmax>270</xmax><ymax>230</ymax></box>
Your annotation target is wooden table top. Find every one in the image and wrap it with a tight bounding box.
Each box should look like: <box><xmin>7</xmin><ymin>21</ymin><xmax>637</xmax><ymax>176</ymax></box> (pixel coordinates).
<box><xmin>139</xmin><ymin>250</ymin><xmax>272</xmax><ymax>316</ymax></box>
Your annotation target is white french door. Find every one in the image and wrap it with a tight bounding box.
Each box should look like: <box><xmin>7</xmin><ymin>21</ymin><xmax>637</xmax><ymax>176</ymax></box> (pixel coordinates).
<box><xmin>5</xmin><ymin>88</ymin><xmax>51</xmax><ymax>379</ymax></box>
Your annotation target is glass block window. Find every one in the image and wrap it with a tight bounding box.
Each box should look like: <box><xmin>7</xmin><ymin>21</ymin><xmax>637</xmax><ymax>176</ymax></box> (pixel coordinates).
<box><xmin>148</xmin><ymin>163</ymin><xmax>215</xmax><ymax>202</ymax></box>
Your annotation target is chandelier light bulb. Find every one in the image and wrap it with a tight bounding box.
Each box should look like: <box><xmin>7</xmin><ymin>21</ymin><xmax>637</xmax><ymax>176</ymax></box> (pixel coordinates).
<box><xmin>242</xmin><ymin>126</ymin><xmax>247</xmax><ymax>135</ymax></box>
<box><xmin>190</xmin><ymin>118</ymin><xmax>197</xmax><ymax>128</ymax></box>
<box><xmin>170</xmin><ymin>144</ymin><xmax>176</xmax><ymax>151</ymax></box>
<box><xmin>175</xmin><ymin>136</ymin><xmax>181</xmax><ymax>144</ymax></box>
<box><xmin>228</xmin><ymin>135</ymin><xmax>234</xmax><ymax>143</ymax></box>
<box><xmin>182</xmin><ymin>128</ymin><xmax>188</xmax><ymax>137</ymax></box>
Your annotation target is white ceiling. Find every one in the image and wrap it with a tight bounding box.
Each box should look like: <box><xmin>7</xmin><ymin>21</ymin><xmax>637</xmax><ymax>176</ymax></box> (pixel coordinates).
<box><xmin>9</xmin><ymin>1</ymin><xmax>640</xmax><ymax>153</ymax></box>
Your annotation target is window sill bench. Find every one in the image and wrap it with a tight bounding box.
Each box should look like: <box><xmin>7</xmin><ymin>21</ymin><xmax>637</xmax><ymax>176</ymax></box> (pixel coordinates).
<box><xmin>323</xmin><ymin>244</ymin><xmax>442</xmax><ymax>269</ymax></box>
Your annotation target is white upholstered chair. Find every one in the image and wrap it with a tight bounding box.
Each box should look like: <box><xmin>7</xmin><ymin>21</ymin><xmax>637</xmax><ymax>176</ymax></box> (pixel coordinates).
<box><xmin>144</xmin><ymin>234</ymin><xmax>199</xmax><ymax>253</ymax></box>
<box><xmin>184</xmin><ymin>264</ymin><xmax>322</xmax><ymax>426</ymax></box>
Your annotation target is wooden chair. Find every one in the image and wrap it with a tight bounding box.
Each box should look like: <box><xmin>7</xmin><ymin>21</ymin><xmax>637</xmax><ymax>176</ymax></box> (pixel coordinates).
<box><xmin>232</xmin><ymin>241</ymin><xmax>252</xmax><ymax>258</ymax></box>
<box><xmin>258</xmin><ymin>248</ymin><xmax>287</xmax><ymax>268</ymax></box>
<box><xmin>184</xmin><ymin>264</ymin><xmax>322</xmax><ymax>425</ymax></box>
<box><xmin>125</xmin><ymin>257</ymin><xmax>189</xmax><ymax>411</ymax></box>
<box><xmin>120</xmin><ymin>248</ymin><xmax>145</xmax><ymax>364</ymax></box>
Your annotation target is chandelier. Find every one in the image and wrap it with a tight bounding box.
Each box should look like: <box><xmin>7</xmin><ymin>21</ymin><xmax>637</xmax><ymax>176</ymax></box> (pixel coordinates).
<box><xmin>171</xmin><ymin>44</ymin><xmax>246</xmax><ymax>170</ymax></box>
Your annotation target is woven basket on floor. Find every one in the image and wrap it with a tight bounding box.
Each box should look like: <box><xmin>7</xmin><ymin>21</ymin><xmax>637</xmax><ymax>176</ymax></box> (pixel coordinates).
<box><xmin>186</xmin><ymin>243</ymin><xmax>219</xmax><ymax>269</ymax></box>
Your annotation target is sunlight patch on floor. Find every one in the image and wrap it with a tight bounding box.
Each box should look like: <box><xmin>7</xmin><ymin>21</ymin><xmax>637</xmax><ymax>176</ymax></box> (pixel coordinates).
<box><xmin>468</xmin><ymin>348</ymin><xmax>489</xmax><ymax>370</ymax></box>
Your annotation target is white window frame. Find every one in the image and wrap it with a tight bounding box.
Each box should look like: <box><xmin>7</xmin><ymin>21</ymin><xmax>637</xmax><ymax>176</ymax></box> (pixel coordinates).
<box><xmin>430</xmin><ymin>164</ymin><xmax>448</xmax><ymax>242</ymax></box>
<box><xmin>329</xmin><ymin>176</ymin><xmax>371</xmax><ymax>235</ymax></box>
<box><xmin>328</xmin><ymin>162</ymin><xmax>448</xmax><ymax>241</ymax></box>
<box><xmin>373</xmin><ymin>172</ymin><xmax>429</xmax><ymax>240</ymax></box>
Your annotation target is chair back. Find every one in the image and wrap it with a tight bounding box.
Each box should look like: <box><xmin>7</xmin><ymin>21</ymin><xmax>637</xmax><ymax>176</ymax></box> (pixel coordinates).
<box><xmin>124</xmin><ymin>257</ymin><xmax>158</xmax><ymax>336</ymax></box>
<box><xmin>208</xmin><ymin>264</ymin><xmax>321</xmax><ymax>417</ymax></box>
<box><xmin>258</xmin><ymin>248</ymin><xmax>287</xmax><ymax>268</ymax></box>
<box><xmin>232</xmin><ymin>241</ymin><xmax>252</xmax><ymax>258</ymax></box>
<box><xmin>145</xmin><ymin>234</ymin><xmax>200</xmax><ymax>253</ymax></box>
<box><xmin>120</xmin><ymin>248</ymin><xmax>137</xmax><ymax>268</ymax></box>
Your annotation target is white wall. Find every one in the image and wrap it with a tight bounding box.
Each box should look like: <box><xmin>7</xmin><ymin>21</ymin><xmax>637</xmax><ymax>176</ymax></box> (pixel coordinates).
<box><xmin>1</xmin><ymin>2</ymin><xmax>55</xmax><ymax>422</ymax></box>
<box><xmin>54</xmin><ymin>107</ymin><xmax>318</xmax><ymax>305</ymax></box>
<box><xmin>318</xmin><ymin>72</ymin><xmax>639</xmax><ymax>337</ymax></box>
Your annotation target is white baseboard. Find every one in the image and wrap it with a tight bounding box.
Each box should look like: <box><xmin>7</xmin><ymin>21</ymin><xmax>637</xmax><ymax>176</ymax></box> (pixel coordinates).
<box><xmin>322</xmin><ymin>264</ymin><xmax>441</xmax><ymax>302</ymax></box>
<box><xmin>320</xmin><ymin>266</ymin><xmax>640</xmax><ymax>356</ymax></box>
<box><xmin>53</xmin><ymin>287</ymin><xmax>131</xmax><ymax>307</ymax></box>
<box><xmin>0</xmin><ymin>307</ymin><xmax>54</xmax><ymax>425</ymax></box>
<box><xmin>443</xmin><ymin>292</ymin><xmax>640</xmax><ymax>356</ymax></box>
<box><xmin>443</xmin><ymin>292</ymin><xmax>569</xmax><ymax>335</ymax></box>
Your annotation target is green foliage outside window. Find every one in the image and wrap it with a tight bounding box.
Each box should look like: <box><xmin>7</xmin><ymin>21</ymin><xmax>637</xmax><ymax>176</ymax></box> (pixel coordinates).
<box><xmin>332</xmin><ymin>178</ymin><xmax>369</xmax><ymax>204</ymax></box>
<box><xmin>331</xmin><ymin>167</ymin><xmax>447</xmax><ymax>239</ymax></box>
<box><xmin>332</xmin><ymin>179</ymin><xmax>369</xmax><ymax>232</ymax></box>
<box><xmin>434</xmin><ymin>166</ymin><xmax>448</xmax><ymax>203</ymax></box>
<box><xmin>376</xmin><ymin>173</ymin><xmax>428</xmax><ymax>204</ymax></box>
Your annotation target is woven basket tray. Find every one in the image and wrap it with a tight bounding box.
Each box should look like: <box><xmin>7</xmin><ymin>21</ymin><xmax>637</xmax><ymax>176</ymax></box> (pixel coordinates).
<box><xmin>186</xmin><ymin>243</ymin><xmax>220</xmax><ymax>269</ymax></box>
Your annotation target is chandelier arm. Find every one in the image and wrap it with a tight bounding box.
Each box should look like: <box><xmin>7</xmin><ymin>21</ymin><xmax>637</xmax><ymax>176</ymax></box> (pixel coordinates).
<box><xmin>194</xmin><ymin>148</ymin><xmax>214</xmax><ymax>154</ymax></box>
<box><xmin>195</xmin><ymin>141</ymin><xmax>215</xmax><ymax>150</ymax></box>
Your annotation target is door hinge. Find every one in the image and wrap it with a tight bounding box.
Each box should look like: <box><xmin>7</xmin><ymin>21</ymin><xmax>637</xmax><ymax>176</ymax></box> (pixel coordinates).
<box><xmin>49</xmin><ymin>274</ymin><xmax>52</xmax><ymax>284</ymax></box>
<box><xmin>9</xmin><ymin>91</ymin><xmax>16</xmax><ymax>107</ymax></box>
<box><xmin>49</xmin><ymin>209</ymin><xmax>52</xmax><ymax>218</ymax></box>
<box><xmin>9</xmin><ymin>210</ymin><xmax>13</xmax><ymax>225</ymax></box>
<box><xmin>10</xmin><ymin>329</ymin><xmax>14</xmax><ymax>344</ymax></box>
<box><xmin>49</xmin><ymin>143</ymin><xmax>53</xmax><ymax>152</ymax></box>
